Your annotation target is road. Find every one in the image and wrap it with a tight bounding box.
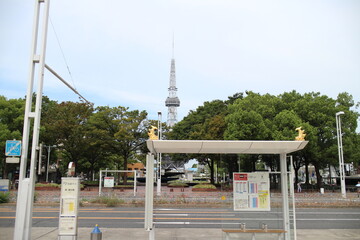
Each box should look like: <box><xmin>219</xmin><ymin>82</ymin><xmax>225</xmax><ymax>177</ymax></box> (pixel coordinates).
<box><xmin>0</xmin><ymin>207</ymin><xmax>359</xmax><ymax>229</ymax></box>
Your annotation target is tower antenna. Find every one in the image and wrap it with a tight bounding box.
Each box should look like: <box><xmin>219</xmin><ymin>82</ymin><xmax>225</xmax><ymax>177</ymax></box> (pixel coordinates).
<box><xmin>165</xmin><ymin>37</ymin><xmax>180</xmax><ymax>127</ymax></box>
<box><xmin>172</xmin><ymin>33</ymin><xmax>175</xmax><ymax>58</ymax></box>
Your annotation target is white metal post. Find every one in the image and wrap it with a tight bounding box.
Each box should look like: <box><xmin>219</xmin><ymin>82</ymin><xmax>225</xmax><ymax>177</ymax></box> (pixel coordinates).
<box><xmin>145</xmin><ymin>154</ymin><xmax>155</xmax><ymax>239</ymax></box>
<box><xmin>14</xmin><ymin>0</ymin><xmax>50</xmax><ymax>239</ymax></box>
<box><xmin>38</xmin><ymin>143</ymin><xmax>43</xmax><ymax>175</ymax></box>
<box><xmin>45</xmin><ymin>145</ymin><xmax>56</xmax><ymax>182</ymax></box>
<box><xmin>134</xmin><ymin>170</ymin><xmax>137</xmax><ymax>197</ymax></box>
<box><xmin>99</xmin><ymin>170</ymin><xmax>103</xmax><ymax>196</ymax></box>
<box><xmin>156</xmin><ymin>112</ymin><xmax>162</xmax><ymax>196</ymax></box>
<box><xmin>289</xmin><ymin>156</ymin><xmax>297</xmax><ymax>240</ymax></box>
<box><xmin>280</xmin><ymin>153</ymin><xmax>290</xmax><ymax>240</ymax></box>
<box><xmin>336</xmin><ymin>111</ymin><xmax>346</xmax><ymax>198</ymax></box>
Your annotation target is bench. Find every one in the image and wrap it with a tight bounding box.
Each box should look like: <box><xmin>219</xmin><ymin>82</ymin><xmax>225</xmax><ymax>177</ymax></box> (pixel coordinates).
<box><xmin>222</xmin><ymin>229</ymin><xmax>286</xmax><ymax>240</ymax></box>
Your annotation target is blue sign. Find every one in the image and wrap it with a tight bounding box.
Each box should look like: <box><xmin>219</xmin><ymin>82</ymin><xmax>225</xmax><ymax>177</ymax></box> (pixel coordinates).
<box><xmin>5</xmin><ymin>140</ymin><xmax>22</xmax><ymax>156</ymax></box>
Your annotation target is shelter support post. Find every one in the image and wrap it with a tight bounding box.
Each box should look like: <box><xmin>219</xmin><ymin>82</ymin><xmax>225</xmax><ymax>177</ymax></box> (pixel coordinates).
<box><xmin>145</xmin><ymin>153</ymin><xmax>155</xmax><ymax>239</ymax></box>
<box><xmin>289</xmin><ymin>155</ymin><xmax>297</xmax><ymax>240</ymax></box>
<box><xmin>280</xmin><ymin>153</ymin><xmax>290</xmax><ymax>240</ymax></box>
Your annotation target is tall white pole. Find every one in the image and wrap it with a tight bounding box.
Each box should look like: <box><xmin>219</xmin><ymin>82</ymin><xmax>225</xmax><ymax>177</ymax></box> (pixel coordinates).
<box><xmin>280</xmin><ymin>153</ymin><xmax>290</xmax><ymax>240</ymax></box>
<box><xmin>13</xmin><ymin>1</ymin><xmax>50</xmax><ymax>239</ymax></box>
<box><xmin>45</xmin><ymin>145</ymin><xmax>50</xmax><ymax>182</ymax></box>
<box><xmin>289</xmin><ymin>155</ymin><xmax>297</xmax><ymax>240</ymax></box>
<box><xmin>156</xmin><ymin>112</ymin><xmax>162</xmax><ymax>196</ymax></box>
<box><xmin>336</xmin><ymin>111</ymin><xmax>346</xmax><ymax>198</ymax></box>
<box><xmin>145</xmin><ymin>153</ymin><xmax>155</xmax><ymax>239</ymax></box>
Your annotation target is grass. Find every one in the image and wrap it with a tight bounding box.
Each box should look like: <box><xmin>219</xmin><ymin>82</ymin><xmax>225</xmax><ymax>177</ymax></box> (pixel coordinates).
<box><xmin>167</xmin><ymin>182</ymin><xmax>188</xmax><ymax>187</ymax></box>
<box><xmin>35</xmin><ymin>183</ymin><xmax>60</xmax><ymax>188</ymax></box>
<box><xmin>90</xmin><ymin>196</ymin><xmax>125</xmax><ymax>207</ymax></box>
<box><xmin>0</xmin><ymin>192</ymin><xmax>10</xmax><ymax>203</ymax></box>
<box><xmin>192</xmin><ymin>184</ymin><xmax>217</xmax><ymax>189</ymax></box>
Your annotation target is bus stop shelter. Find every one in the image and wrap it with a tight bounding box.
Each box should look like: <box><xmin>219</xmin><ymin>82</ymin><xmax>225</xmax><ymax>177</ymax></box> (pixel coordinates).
<box><xmin>144</xmin><ymin>140</ymin><xmax>308</xmax><ymax>240</ymax></box>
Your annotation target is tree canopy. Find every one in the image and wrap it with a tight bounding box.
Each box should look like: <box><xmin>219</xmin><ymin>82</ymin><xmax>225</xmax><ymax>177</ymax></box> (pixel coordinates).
<box><xmin>0</xmin><ymin>90</ymin><xmax>359</xmax><ymax>188</ymax></box>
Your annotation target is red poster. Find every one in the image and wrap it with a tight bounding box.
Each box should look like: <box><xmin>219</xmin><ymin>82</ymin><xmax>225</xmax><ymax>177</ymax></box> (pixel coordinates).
<box><xmin>234</xmin><ymin>173</ymin><xmax>247</xmax><ymax>181</ymax></box>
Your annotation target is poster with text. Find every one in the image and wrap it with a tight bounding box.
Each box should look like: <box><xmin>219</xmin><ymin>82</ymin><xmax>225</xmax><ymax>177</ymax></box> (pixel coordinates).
<box><xmin>233</xmin><ymin>172</ymin><xmax>270</xmax><ymax>211</ymax></box>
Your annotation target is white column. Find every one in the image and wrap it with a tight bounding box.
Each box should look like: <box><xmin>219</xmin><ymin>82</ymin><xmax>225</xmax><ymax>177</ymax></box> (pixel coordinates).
<box><xmin>145</xmin><ymin>154</ymin><xmax>155</xmax><ymax>239</ymax></box>
<box><xmin>134</xmin><ymin>170</ymin><xmax>137</xmax><ymax>197</ymax></box>
<box><xmin>99</xmin><ymin>170</ymin><xmax>103</xmax><ymax>196</ymax></box>
<box><xmin>280</xmin><ymin>153</ymin><xmax>290</xmax><ymax>240</ymax></box>
<box><xmin>289</xmin><ymin>156</ymin><xmax>297</xmax><ymax>240</ymax></box>
<box><xmin>336</xmin><ymin>112</ymin><xmax>346</xmax><ymax>198</ymax></box>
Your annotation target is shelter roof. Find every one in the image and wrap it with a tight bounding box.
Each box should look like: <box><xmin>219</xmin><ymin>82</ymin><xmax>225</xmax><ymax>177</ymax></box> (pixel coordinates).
<box><xmin>146</xmin><ymin>140</ymin><xmax>308</xmax><ymax>155</ymax></box>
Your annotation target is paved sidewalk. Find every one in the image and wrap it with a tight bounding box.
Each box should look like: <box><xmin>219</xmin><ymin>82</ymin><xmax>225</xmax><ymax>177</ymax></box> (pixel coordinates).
<box><xmin>1</xmin><ymin>227</ymin><xmax>360</xmax><ymax>240</ymax></box>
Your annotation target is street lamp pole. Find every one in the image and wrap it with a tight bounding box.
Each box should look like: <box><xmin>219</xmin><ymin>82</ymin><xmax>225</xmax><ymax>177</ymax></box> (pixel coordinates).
<box><xmin>44</xmin><ymin>145</ymin><xmax>56</xmax><ymax>183</ymax></box>
<box><xmin>157</xmin><ymin>112</ymin><xmax>162</xmax><ymax>196</ymax></box>
<box><xmin>336</xmin><ymin>111</ymin><xmax>346</xmax><ymax>198</ymax></box>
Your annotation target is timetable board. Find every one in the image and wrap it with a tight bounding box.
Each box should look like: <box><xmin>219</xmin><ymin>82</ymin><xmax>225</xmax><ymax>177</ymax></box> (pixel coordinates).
<box><xmin>233</xmin><ymin>172</ymin><xmax>270</xmax><ymax>211</ymax></box>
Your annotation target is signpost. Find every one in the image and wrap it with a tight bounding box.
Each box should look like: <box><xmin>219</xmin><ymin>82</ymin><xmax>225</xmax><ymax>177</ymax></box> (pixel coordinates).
<box><xmin>58</xmin><ymin>178</ymin><xmax>80</xmax><ymax>240</ymax></box>
<box><xmin>5</xmin><ymin>140</ymin><xmax>22</xmax><ymax>156</ymax></box>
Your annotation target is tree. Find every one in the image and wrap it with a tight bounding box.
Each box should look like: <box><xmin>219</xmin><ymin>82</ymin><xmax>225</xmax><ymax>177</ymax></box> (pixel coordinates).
<box><xmin>90</xmin><ymin>106</ymin><xmax>148</xmax><ymax>184</ymax></box>
<box><xmin>42</xmin><ymin>101</ymin><xmax>94</xmax><ymax>176</ymax></box>
<box><xmin>169</xmin><ymin>100</ymin><xmax>227</xmax><ymax>183</ymax></box>
<box><xmin>0</xmin><ymin>96</ymin><xmax>24</xmax><ymax>179</ymax></box>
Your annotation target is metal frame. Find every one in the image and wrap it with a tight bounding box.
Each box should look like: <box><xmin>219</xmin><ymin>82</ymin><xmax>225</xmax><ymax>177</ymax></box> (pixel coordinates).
<box><xmin>145</xmin><ymin>140</ymin><xmax>308</xmax><ymax>240</ymax></box>
<box><xmin>99</xmin><ymin>170</ymin><xmax>137</xmax><ymax>197</ymax></box>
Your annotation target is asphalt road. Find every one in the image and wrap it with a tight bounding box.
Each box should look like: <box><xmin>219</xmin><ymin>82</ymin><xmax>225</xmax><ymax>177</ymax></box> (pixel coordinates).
<box><xmin>0</xmin><ymin>206</ymin><xmax>359</xmax><ymax>230</ymax></box>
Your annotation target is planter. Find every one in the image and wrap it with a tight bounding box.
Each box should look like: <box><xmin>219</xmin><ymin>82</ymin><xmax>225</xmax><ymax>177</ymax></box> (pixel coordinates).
<box><xmin>35</xmin><ymin>187</ymin><xmax>60</xmax><ymax>191</ymax></box>
<box><xmin>113</xmin><ymin>186</ymin><xmax>133</xmax><ymax>190</ymax></box>
<box><xmin>167</xmin><ymin>185</ymin><xmax>189</xmax><ymax>188</ymax></box>
<box><xmin>192</xmin><ymin>188</ymin><xmax>217</xmax><ymax>192</ymax></box>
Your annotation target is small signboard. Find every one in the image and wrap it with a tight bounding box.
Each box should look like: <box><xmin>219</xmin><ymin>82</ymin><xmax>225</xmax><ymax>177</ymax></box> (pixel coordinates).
<box><xmin>0</xmin><ymin>180</ymin><xmax>10</xmax><ymax>192</ymax></box>
<box><xmin>5</xmin><ymin>140</ymin><xmax>21</xmax><ymax>156</ymax></box>
<box><xmin>104</xmin><ymin>177</ymin><xmax>115</xmax><ymax>188</ymax></box>
<box><xmin>6</xmin><ymin>157</ymin><xmax>20</xmax><ymax>164</ymax></box>
<box><xmin>233</xmin><ymin>172</ymin><xmax>270</xmax><ymax>211</ymax></box>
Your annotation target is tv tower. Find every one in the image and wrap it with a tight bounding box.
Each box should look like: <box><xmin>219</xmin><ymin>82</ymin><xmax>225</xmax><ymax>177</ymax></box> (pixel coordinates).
<box><xmin>165</xmin><ymin>40</ymin><xmax>180</xmax><ymax>127</ymax></box>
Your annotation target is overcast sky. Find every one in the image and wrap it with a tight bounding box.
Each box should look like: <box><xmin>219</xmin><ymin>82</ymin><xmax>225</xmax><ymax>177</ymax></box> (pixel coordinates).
<box><xmin>1</xmin><ymin>0</ymin><xmax>359</xmax><ymax>122</ymax></box>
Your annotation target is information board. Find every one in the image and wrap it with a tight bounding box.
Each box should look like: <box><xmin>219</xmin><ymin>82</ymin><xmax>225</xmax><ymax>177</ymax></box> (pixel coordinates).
<box><xmin>59</xmin><ymin>178</ymin><xmax>80</xmax><ymax>238</ymax></box>
<box><xmin>233</xmin><ymin>172</ymin><xmax>270</xmax><ymax>211</ymax></box>
<box><xmin>0</xmin><ymin>180</ymin><xmax>10</xmax><ymax>191</ymax></box>
<box><xmin>104</xmin><ymin>177</ymin><xmax>115</xmax><ymax>188</ymax></box>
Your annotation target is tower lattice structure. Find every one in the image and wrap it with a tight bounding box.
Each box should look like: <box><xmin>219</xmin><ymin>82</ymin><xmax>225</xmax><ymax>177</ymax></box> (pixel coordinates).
<box><xmin>165</xmin><ymin>58</ymin><xmax>180</xmax><ymax>127</ymax></box>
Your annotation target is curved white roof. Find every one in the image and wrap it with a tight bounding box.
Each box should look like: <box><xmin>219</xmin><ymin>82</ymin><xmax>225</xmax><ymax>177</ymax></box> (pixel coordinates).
<box><xmin>147</xmin><ymin>140</ymin><xmax>308</xmax><ymax>155</ymax></box>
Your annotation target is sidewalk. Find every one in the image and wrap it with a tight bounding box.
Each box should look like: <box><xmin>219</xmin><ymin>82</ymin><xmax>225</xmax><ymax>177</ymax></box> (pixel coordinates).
<box><xmin>1</xmin><ymin>227</ymin><xmax>360</xmax><ymax>240</ymax></box>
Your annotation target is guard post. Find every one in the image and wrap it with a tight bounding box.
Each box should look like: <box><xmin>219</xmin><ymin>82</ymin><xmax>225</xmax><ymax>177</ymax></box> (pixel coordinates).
<box><xmin>58</xmin><ymin>177</ymin><xmax>80</xmax><ymax>240</ymax></box>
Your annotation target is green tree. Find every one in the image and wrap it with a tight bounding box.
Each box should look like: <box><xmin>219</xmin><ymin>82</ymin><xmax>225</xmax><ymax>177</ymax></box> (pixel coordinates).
<box><xmin>90</xmin><ymin>106</ymin><xmax>148</xmax><ymax>184</ymax></box>
<box><xmin>42</xmin><ymin>101</ymin><xmax>94</xmax><ymax>176</ymax></box>
<box><xmin>0</xmin><ymin>96</ymin><xmax>24</xmax><ymax>178</ymax></box>
<box><xmin>169</xmin><ymin>100</ymin><xmax>227</xmax><ymax>183</ymax></box>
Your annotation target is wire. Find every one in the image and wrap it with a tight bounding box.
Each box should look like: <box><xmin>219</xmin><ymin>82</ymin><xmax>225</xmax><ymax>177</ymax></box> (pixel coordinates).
<box><xmin>49</xmin><ymin>16</ymin><xmax>77</xmax><ymax>90</ymax></box>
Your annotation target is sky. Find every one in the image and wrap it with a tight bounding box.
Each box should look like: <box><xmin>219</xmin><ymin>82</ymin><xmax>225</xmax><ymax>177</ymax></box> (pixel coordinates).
<box><xmin>1</xmin><ymin>0</ymin><xmax>359</xmax><ymax>123</ymax></box>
